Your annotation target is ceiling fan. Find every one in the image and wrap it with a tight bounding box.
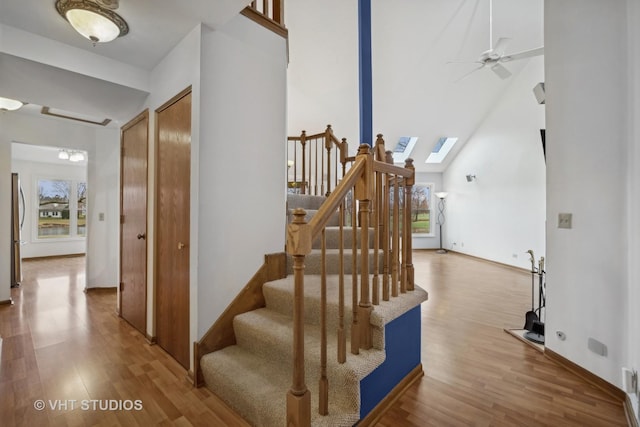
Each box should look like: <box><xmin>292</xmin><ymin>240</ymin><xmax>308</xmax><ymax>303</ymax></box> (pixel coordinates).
<box><xmin>451</xmin><ymin>0</ymin><xmax>544</xmax><ymax>81</ymax></box>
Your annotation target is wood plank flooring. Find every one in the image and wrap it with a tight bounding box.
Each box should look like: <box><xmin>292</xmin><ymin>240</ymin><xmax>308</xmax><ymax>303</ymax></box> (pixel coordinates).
<box><xmin>0</xmin><ymin>253</ymin><xmax>628</xmax><ymax>426</ymax></box>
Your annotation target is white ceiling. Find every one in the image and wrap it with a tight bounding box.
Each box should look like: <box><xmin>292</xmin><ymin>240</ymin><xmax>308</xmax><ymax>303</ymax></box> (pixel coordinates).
<box><xmin>0</xmin><ymin>0</ymin><xmax>249</xmax><ymax>126</ymax></box>
<box><xmin>0</xmin><ymin>0</ymin><xmax>250</xmax><ymax>69</ymax></box>
<box><xmin>1</xmin><ymin>0</ymin><xmax>543</xmax><ymax>173</ymax></box>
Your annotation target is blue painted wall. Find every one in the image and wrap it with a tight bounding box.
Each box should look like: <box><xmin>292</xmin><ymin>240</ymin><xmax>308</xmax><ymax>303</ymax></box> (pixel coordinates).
<box><xmin>360</xmin><ymin>305</ymin><xmax>422</xmax><ymax>418</ymax></box>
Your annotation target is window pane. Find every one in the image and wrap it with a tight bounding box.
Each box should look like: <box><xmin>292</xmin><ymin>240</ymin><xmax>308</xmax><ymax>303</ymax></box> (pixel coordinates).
<box><xmin>38</xmin><ymin>179</ymin><xmax>71</xmax><ymax>238</ymax></box>
<box><xmin>411</xmin><ymin>184</ymin><xmax>432</xmax><ymax>234</ymax></box>
<box><xmin>77</xmin><ymin>182</ymin><xmax>87</xmax><ymax>236</ymax></box>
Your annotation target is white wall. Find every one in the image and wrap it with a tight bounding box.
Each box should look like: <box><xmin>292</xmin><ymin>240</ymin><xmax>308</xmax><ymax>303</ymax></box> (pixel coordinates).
<box><xmin>142</xmin><ymin>23</ymin><xmax>202</xmax><ymax>342</ymax></box>
<box><xmin>0</xmin><ymin>141</ymin><xmax>11</xmax><ymax>303</ymax></box>
<box><xmin>87</xmin><ymin>129</ymin><xmax>120</xmax><ymax>288</ymax></box>
<box><xmin>197</xmin><ymin>15</ymin><xmax>287</xmax><ymax>339</ymax></box>
<box><xmin>287</xmin><ymin>0</ymin><xmax>359</xmax><ymax>144</ymax></box>
<box><xmin>628</xmin><ymin>0</ymin><xmax>640</xmax><ymax>418</ymax></box>
<box><xmin>0</xmin><ymin>113</ymin><xmax>120</xmax><ymax>289</ymax></box>
<box><xmin>443</xmin><ymin>57</ymin><xmax>546</xmax><ymax>268</ymax></box>
<box><xmin>545</xmin><ymin>0</ymin><xmax>628</xmax><ymax>388</ymax></box>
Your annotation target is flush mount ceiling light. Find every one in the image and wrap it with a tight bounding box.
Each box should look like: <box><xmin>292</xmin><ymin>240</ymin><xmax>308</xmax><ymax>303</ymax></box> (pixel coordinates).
<box><xmin>0</xmin><ymin>96</ymin><xmax>25</xmax><ymax>111</ymax></box>
<box><xmin>55</xmin><ymin>0</ymin><xmax>129</xmax><ymax>44</ymax></box>
<box><xmin>58</xmin><ymin>149</ymin><xmax>86</xmax><ymax>162</ymax></box>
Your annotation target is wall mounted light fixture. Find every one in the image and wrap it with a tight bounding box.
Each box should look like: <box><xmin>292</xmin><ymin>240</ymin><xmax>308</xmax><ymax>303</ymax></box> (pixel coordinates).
<box><xmin>55</xmin><ymin>0</ymin><xmax>129</xmax><ymax>44</ymax></box>
<box><xmin>466</xmin><ymin>174</ymin><xmax>476</xmax><ymax>182</ymax></box>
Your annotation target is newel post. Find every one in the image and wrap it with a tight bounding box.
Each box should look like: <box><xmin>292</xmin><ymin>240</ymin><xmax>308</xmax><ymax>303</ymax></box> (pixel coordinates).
<box><xmin>355</xmin><ymin>144</ymin><xmax>374</xmax><ymax>349</ymax></box>
<box><xmin>403</xmin><ymin>158</ymin><xmax>415</xmax><ymax>291</ymax></box>
<box><xmin>286</xmin><ymin>209</ymin><xmax>311</xmax><ymax>427</ymax></box>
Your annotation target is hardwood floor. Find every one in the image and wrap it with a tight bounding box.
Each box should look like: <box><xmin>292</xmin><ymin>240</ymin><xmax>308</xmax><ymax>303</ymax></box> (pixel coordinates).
<box><xmin>0</xmin><ymin>257</ymin><xmax>248</xmax><ymax>427</ymax></box>
<box><xmin>0</xmin><ymin>253</ymin><xmax>628</xmax><ymax>426</ymax></box>
<box><xmin>378</xmin><ymin>251</ymin><xmax>627</xmax><ymax>427</ymax></box>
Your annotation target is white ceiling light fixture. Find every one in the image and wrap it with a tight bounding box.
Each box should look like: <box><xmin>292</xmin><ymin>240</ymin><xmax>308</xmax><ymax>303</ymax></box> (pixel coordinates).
<box><xmin>55</xmin><ymin>0</ymin><xmax>129</xmax><ymax>44</ymax></box>
<box><xmin>58</xmin><ymin>149</ymin><xmax>86</xmax><ymax>162</ymax></box>
<box><xmin>69</xmin><ymin>151</ymin><xmax>86</xmax><ymax>162</ymax></box>
<box><xmin>0</xmin><ymin>97</ymin><xmax>25</xmax><ymax>111</ymax></box>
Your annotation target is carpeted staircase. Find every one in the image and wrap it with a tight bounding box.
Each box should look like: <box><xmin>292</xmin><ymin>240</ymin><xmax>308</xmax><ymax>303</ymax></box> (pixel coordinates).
<box><xmin>200</xmin><ymin>193</ymin><xmax>427</xmax><ymax>426</ymax></box>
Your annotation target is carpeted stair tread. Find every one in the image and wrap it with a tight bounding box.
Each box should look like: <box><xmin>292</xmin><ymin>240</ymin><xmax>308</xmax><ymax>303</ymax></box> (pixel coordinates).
<box><xmin>311</xmin><ymin>226</ymin><xmax>375</xmax><ymax>250</ymax></box>
<box><xmin>286</xmin><ymin>249</ymin><xmax>384</xmax><ymax>275</ymax></box>
<box><xmin>287</xmin><ymin>193</ymin><xmax>326</xmax><ymax>210</ymax></box>
<box><xmin>234</xmin><ymin>308</ymin><xmax>386</xmax><ymax>381</ymax></box>
<box><xmin>201</xmin><ymin>345</ymin><xmax>361</xmax><ymax>426</ymax></box>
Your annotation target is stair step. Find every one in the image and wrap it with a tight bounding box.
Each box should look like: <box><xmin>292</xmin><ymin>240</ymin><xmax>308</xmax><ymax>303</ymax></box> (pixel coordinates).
<box><xmin>234</xmin><ymin>308</ymin><xmax>385</xmax><ymax>390</ymax></box>
<box><xmin>287</xmin><ymin>208</ymin><xmax>341</xmax><ymax>226</ymax></box>
<box><xmin>202</xmin><ymin>343</ymin><xmax>362</xmax><ymax>426</ymax></box>
<box><xmin>287</xmin><ymin>193</ymin><xmax>327</xmax><ymax>210</ymax></box>
<box><xmin>286</xmin><ymin>249</ymin><xmax>385</xmax><ymax>275</ymax></box>
<box><xmin>311</xmin><ymin>226</ymin><xmax>375</xmax><ymax>250</ymax></box>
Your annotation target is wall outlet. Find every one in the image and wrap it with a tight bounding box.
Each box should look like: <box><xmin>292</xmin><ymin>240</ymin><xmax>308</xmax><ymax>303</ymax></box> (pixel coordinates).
<box><xmin>558</xmin><ymin>212</ymin><xmax>572</xmax><ymax>229</ymax></box>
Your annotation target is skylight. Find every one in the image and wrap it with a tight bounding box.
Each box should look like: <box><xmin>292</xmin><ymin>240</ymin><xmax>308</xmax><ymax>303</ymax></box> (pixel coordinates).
<box><xmin>425</xmin><ymin>137</ymin><xmax>458</xmax><ymax>163</ymax></box>
<box><xmin>392</xmin><ymin>136</ymin><xmax>418</xmax><ymax>163</ymax></box>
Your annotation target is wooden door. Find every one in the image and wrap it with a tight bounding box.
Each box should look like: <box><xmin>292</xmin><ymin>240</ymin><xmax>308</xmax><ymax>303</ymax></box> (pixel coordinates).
<box><xmin>120</xmin><ymin>110</ymin><xmax>149</xmax><ymax>334</ymax></box>
<box><xmin>155</xmin><ymin>88</ymin><xmax>191</xmax><ymax>369</ymax></box>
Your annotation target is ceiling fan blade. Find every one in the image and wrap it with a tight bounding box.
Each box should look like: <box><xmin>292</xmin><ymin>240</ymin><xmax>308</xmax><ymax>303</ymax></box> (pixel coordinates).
<box><xmin>502</xmin><ymin>46</ymin><xmax>544</xmax><ymax>62</ymax></box>
<box><xmin>454</xmin><ymin>64</ymin><xmax>486</xmax><ymax>83</ymax></box>
<box><xmin>491</xmin><ymin>63</ymin><xmax>512</xmax><ymax>79</ymax></box>
<box><xmin>492</xmin><ymin>37</ymin><xmax>511</xmax><ymax>56</ymax></box>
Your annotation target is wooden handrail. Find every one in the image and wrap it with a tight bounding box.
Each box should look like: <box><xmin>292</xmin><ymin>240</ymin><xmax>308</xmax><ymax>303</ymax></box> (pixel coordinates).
<box><xmin>287</xmin><ymin>125</ymin><xmax>352</xmax><ymax>196</ymax></box>
<box><xmin>285</xmin><ymin>135</ymin><xmax>416</xmax><ymax>423</ymax></box>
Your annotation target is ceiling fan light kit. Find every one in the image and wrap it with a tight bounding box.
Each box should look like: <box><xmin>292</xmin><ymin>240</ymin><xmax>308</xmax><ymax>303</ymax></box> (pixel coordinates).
<box><xmin>451</xmin><ymin>0</ymin><xmax>544</xmax><ymax>82</ymax></box>
<box><xmin>55</xmin><ymin>0</ymin><xmax>129</xmax><ymax>44</ymax></box>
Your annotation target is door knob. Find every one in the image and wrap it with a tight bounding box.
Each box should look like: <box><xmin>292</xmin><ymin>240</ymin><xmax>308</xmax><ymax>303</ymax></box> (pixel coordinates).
<box><xmin>178</xmin><ymin>242</ymin><xmax>186</xmax><ymax>250</ymax></box>
<box><xmin>137</xmin><ymin>233</ymin><xmax>146</xmax><ymax>240</ymax></box>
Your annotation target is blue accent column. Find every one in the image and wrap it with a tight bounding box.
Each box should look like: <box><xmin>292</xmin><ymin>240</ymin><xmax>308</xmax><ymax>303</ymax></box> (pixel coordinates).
<box><xmin>358</xmin><ymin>0</ymin><xmax>373</xmax><ymax>146</ymax></box>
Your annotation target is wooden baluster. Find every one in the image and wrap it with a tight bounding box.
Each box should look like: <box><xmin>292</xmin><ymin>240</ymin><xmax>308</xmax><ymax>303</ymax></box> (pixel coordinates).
<box><xmin>340</xmin><ymin>138</ymin><xmax>349</xmax><ymax>178</ymax></box>
<box><xmin>400</xmin><ymin>177</ymin><xmax>407</xmax><ymax>294</ymax></box>
<box><xmin>319</xmin><ymin>228</ymin><xmax>328</xmax><ymax>415</ymax></box>
<box><xmin>300</xmin><ymin>131</ymin><xmax>307</xmax><ymax>194</ymax></box>
<box><xmin>273</xmin><ymin>0</ymin><xmax>284</xmax><ymax>24</ymax></box>
<box><xmin>383</xmin><ymin>150</ymin><xmax>392</xmax><ymax>301</ymax></box>
<box><xmin>338</xmin><ymin>201</ymin><xmax>346</xmax><ymax>363</ymax></box>
<box><xmin>286</xmin><ymin>209</ymin><xmax>311</xmax><ymax>427</ymax></box>
<box><xmin>372</xmin><ymin>135</ymin><xmax>384</xmax><ymax>306</ymax></box>
<box><xmin>251</xmin><ymin>1</ymin><xmax>256</xmax><ymax>9</ymax></box>
<box><xmin>293</xmin><ymin>139</ymin><xmax>297</xmax><ymax>188</ymax></box>
<box><xmin>350</xmin><ymin>187</ymin><xmax>359</xmax><ymax>355</ymax></box>
<box><xmin>262</xmin><ymin>0</ymin><xmax>269</xmax><ymax>18</ymax></box>
<box><xmin>392</xmin><ymin>173</ymin><xmax>400</xmax><ymax>297</ymax></box>
<box><xmin>356</xmin><ymin>144</ymin><xmax>373</xmax><ymax>350</ymax></box>
<box><xmin>325</xmin><ymin>125</ymin><xmax>333</xmax><ymax>196</ymax></box>
<box><xmin>314</xmin><ymin>139</ymin><xmax>319</xmax><ymax>196</ymax></box>
<box><xmin>404</xmin><ymin>159</ymin><xmax>415</xmax><ymax>291</ymax></box>
<box><xmin>321</xmin><ymin>136</ymin><xmax>325</xmax><ymax>196</ymax></box>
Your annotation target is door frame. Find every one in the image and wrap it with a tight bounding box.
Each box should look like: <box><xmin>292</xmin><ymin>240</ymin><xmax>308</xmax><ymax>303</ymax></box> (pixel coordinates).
<box><xmin>119</xmin><ymin>109</ymin><xmax>149</xmax><ymax>334</ymax></box>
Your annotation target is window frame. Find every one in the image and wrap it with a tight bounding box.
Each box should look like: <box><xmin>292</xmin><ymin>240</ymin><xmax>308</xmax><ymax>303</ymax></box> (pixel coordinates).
<box><xmin>34</xmin><ymin>177</ymin><xmax>87</xmax><ymax>242</ymax></box>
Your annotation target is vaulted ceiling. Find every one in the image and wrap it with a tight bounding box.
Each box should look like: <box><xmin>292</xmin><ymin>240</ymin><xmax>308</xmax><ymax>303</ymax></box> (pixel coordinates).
<box><xmin>1</xmin><ymin>0</ymin><xmax>543</xmax><ymax>173</ymax></box>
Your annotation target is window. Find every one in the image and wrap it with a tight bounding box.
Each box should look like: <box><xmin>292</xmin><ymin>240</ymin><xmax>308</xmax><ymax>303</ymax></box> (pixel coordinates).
<box><xmin>37</xmin><ymin>178</ymin><xmax>87</xmax><ymax>239</ymax></box>
<box><xmin>410</xmin><ymin>183</ymin><xmax>434</xmax><ymax>235</ymax></box>
<box><xmin>425</xmin><ymin>137</ymin><xmax>458</xmax><ymax>164</ymax></box>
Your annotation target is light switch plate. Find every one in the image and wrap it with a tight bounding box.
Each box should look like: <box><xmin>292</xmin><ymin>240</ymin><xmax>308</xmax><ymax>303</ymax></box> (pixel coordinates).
<box><xmin>558</xmin><ymin>213</ymin><xmax>572</xmax><ymax>229</ymax></box>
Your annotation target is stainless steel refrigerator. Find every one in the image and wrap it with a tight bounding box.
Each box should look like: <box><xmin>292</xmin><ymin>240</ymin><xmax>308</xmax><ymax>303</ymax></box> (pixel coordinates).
<box><xmin>10</xmin><ymin>173</ymin><xmax>24</xmax><ymax>288</ymax></box>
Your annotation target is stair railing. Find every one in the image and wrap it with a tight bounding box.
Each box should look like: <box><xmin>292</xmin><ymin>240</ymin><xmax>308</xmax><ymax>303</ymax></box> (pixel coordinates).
<box><xmin>286</xmin><ymin>136</ymin><xmax>415</xmax><ymax>426</ymax></box>
<box><xmin>287</xmin><ymin>125</ymin><xmax>353</xmax><ymax>196</ymax></box>
<box><xmin>249</xmin><ymin>0</ymin><xmax>284</xmax><ymax>26</ymax></box>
